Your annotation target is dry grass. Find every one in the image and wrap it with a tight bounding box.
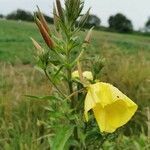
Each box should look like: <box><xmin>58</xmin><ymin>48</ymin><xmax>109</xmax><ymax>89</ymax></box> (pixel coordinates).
<box><xmin>0</xmin><ymin>63</ymin><xmax>52</xmax><ymax>149</ymax></box>
<box><xmin>0</xmin><ymin>63</ymin><xmax>51</xmax><ymax>118</ymax></box>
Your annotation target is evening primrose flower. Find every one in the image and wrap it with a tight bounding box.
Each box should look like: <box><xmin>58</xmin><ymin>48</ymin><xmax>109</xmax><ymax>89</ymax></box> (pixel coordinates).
<box><xmin>72</xmin><ymin>70</ymin><xmax>93</xmax><ymax>81</ymax></box>
<box><xmin>84</xmin><ymin>82</ymin><xmax>138</xmax><ymax>133</ymax></box>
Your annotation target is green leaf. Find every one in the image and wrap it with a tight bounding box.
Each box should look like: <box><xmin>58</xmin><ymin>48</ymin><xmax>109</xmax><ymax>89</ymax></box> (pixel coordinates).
<box><xmin>25</xmin><ymin>95</ymin><xmax>60</xmax><ymax>101</ymax></box>
<box><xmin>78</xmin><ymin>8</ymin><xmax>90</xmax><ymax>28</ymax></box>
<box><xmin>51</xmin><ymin>126</ymin><xmax>74</xmax><ymax>150</ymax></box>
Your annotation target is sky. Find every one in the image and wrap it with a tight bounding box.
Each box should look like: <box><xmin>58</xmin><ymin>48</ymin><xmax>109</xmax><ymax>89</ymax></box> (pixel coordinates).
<box><xmin>0</xmin><ymin>0</ymin><xmax>150</xmax><ymax>30</ymax></box>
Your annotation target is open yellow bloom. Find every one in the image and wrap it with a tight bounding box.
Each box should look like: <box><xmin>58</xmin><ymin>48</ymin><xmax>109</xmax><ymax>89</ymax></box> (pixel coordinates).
<box><xmin>72</xmin><ymin>70</ymin><xmax>93</xmax><ymax>81</ymax></box>
<box><xmin>84</xmin><ymin>82</ymin><xmax>138</xmax><ymax>133</ymax></box>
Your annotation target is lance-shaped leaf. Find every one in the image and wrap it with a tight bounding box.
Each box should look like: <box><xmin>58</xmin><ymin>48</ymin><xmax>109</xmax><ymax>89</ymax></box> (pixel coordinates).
<box><xmin>65</xmin><ymin>0</ymin><xmax>84</xmax><ymax>26</ymax></box>
<box><xmin>51</xmin><ymin>125</ymin><xmax>74</xmax><ymax>150</ymax></box>
<box><xmin>35</xmin><ymin>17</ymin><xmax>54</xmax><ymax>49</ymax></box>
<box><xmin>36</xmin><ymin>6</ymin><xmax>51</xmax><ymax>35</ymax></box>
<box><xmin>78</xmin><ymin>8</ymin><xmax>90</xmax><ymax>28</ymax></box>
<box><xmin>25</xmin><ymin>95</ymin><xmax>58</xmax><ymax>101</ymax></box>
<box><xmin>75</xmin><ymin>0</ymin><xmax>84</xmax><ymax>20</ymax></box>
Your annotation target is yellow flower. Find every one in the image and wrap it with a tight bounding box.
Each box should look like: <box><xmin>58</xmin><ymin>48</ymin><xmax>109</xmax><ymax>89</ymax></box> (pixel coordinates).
<box><xmin>72</xmin><ymin>70</ymin><xmax>93</xmax><ymax>81</ymax></box>
<box><xmin>84</xmin><ymin>82</ymin><xmax>138</xmax><ymax>133</ymax></box>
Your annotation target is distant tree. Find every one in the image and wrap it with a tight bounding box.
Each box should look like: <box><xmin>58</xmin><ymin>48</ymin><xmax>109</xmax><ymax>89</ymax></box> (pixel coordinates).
<box><xmin>6</xmin><ymin>9</ymin><xmax>33</xmax><ymax>22</ymax></box>
<box><xmin>145</xmin><ymin>18</ymin><xmax>150</xmax><ymax>27</ymax></box>
<box><xmin>145</xmin><ymin>17</ymin><xmax>150</xmax><ymax>32</ymax></box>
<box><xmin>108</xmin><ymin>13</ymin><xmax>133</xmax><ymax>33</ymax></box>
<box><xmin>0</xmin><ymin>14</ymin><xmax>4</xmax><ymax>18</ymax></box>
<box><xmin>43</xmin><ymin>14</ymin><xmax>53</xmax><ymax>23</ymax></box>
<box><xmin>85</xmin><ymin>14</ymin><xmax>101</xmax><ymax>28</ymax></box>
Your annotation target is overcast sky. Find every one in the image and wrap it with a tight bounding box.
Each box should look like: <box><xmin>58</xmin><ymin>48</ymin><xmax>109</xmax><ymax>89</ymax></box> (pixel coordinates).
<box><xmin>0</xmin><ymin>0</ymin><xmax>150</xmax><ymax>30</ymax></box>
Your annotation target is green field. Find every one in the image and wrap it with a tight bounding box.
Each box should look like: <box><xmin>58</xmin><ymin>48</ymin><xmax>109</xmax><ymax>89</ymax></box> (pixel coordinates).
<box><xmin>0</xmin><ymin>20</ymin><xmax>150</xmax><ymax>149</ymax></box>
<box><xmin>0</xmin><ymin>20</ymin><xmax>150</xmax><ymax>64</ymax></box>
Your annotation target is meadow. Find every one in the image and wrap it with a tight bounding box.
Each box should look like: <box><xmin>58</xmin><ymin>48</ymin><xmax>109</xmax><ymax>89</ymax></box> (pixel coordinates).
<box><xmin>0</xmin><ymin>20</ymin><xmax>150</xmax><ymax>149</ymax></box>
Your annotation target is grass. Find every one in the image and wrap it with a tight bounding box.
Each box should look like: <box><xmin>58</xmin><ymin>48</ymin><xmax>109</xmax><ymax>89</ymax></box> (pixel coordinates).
<box><xmin>0</xmin><ymin>20</ymin><xmax>150</xmax><ymax>149</ymax></box>
<box><xmin>0</xmin><ymin>63</ymin><xmax>51</xmax><ymax>149</ymax></box>
<box><xmin>0</xmin><ymin>20</ymin><xmax>150</xmax><ymax>64</ymax></box>
<box><xmin>0</xmin><ymin>20</ymin><xmax>40</xmax><ymax>64</ymax></box>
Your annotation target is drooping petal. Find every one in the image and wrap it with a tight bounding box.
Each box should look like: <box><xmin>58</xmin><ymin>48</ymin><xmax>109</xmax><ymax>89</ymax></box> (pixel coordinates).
<box><xmin>84</xmin><ymin>82</ymin><xmax>138</xmax><ymax>133</ymax></box>
<box><xmin>93</xmin><ymin>99</ymin><xmax>137</xmax><ymax>133</ymax></box>
<box><xmin>84</xmin><ymin>82</ymin><xmax>102</xmax><ymax>121</ymax></box>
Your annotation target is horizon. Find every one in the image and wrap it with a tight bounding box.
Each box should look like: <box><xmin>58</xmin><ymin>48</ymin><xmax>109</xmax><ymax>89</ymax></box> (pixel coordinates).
<box><xmin>0</xmin><ymin>0</ymin><xmax>150</xmax><ymax>30</ymax></box>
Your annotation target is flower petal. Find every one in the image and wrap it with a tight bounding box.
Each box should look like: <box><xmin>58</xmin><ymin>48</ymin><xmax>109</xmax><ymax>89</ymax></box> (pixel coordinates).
<box><xmin>84</xmin><ymin>82</ymin><xmax>138</xmax><ymax>132</ymax></box>
<box><xmin>84</xmin><ymin>83</ymin><xmax>102</xmax><ymax>121</ymax></box>
<box><xmin>93</xmin><ymin>99</ymin><xmax>137</xmax><ymax>133</ymax></box>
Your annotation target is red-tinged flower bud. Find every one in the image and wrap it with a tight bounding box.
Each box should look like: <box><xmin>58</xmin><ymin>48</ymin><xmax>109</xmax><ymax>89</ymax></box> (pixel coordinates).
<box><xmin>35</xmin><ymin>17</ymin><xmax>54</xmax><ymax>49</ymax></box>
<box><xmin>37</xmin><ymin>6</ymin><xmax>51</xmax><ymax>35</ymax></box>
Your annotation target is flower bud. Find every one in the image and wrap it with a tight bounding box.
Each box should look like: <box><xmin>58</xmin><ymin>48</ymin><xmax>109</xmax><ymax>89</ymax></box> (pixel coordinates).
<box><xmin>35</xmin><ymin>17</ymin><xmax>54</xmax><ymax>49</ymax></box>
<box><xmin>56</xmin><ymin>0</ymin><xmax>64</xmax><ymax>21</ymax></box>
<box><xmin>72</xmin><ymin>70</ymin><xmax>93</xmax><ymax>81</ymax></box>
<box><xmin>37</xmin><ymin>6</ymin><xmax>50</xmax><ymax>35</ymax></box>
<box><xmin>53</xmin><ymin>3</ymin><xmax>60</xmax><ymax>31</ymax></box>
<box><xmin>30</xmin><ymin>37</ymin><xmax>44</xmax><ymax>55</ymax></box>
<box><xmin>84</xmin><ymin>27</ymin><xmax>94</xmax><ymax>43</ymax></box>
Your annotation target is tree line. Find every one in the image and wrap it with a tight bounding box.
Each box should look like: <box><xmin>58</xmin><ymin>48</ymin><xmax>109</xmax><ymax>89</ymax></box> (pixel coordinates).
<box><xmin>0</xmin><ymin>9</ymin><xmax>150</xmax><ymax>33</ymax></box>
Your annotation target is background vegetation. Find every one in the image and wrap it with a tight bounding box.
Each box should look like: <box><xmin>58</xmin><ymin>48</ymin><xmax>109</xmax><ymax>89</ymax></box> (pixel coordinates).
<box><xmin>0</xmin><ymin>20</ymin><xmax>150</xmax><ymax>149</ymax></box>
<box><xmin>1</xmin><ymin>9</ymin><xmax>150</xmax><ymax>34</ymax></box>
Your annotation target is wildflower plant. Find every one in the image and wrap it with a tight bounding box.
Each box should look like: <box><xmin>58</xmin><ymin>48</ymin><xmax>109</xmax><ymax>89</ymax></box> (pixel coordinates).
<box><xmin>30</xmin><ymin>0</ymin><xmax>138</xmax><ymax>149</ymax></box>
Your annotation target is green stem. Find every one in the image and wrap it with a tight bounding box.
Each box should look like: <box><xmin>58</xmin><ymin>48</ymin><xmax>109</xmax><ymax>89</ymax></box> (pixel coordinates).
<box><xmin>67</xmin><ymin>68</ymin><xmax>79</xmax><ymax>149</ymax></box>
<box><xmin>66</xmin><ymin>47</ymin><xmax>74</xmax><ymax>100</ymax></box>
<box><xmin>67</xmin><ymin>68</ymin><xmax>75</xmax><ymax>107</ymax></box>
<box><xmin>66</xmin><ymin>47</ymin><xmax>79</xmax><ymax>148</ymax></box>
<box><xmin>44</xmin><ymin>69</ymin><xmax>66</xmax><ymax>99</ymax></box>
